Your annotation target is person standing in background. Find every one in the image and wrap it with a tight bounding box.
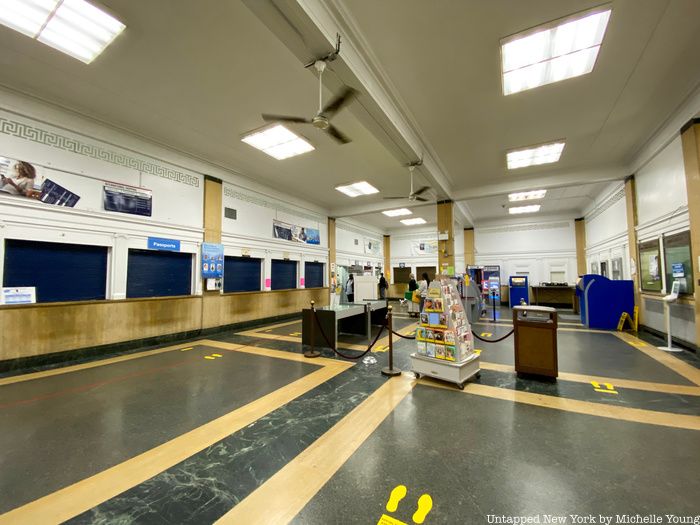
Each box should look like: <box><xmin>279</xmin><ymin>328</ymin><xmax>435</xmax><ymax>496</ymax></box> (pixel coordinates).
<box><xmin>378</xmin><ymin>272</ymin><xmax>388</xmax><ymax>299</ymax></box>
<box><xmin>408</xmin><ymin>273</ymin><xmax>419</xmax><ymax>316</ymax></box>
<box><xmin>417</xmin><ymin>272</ymin><xmax>430</xmax><ymax>312</ymax></box>
<box><xmin>345</xmin><ymin>274</ymin><xmax>354</xmax><ymax>303</ymax></box>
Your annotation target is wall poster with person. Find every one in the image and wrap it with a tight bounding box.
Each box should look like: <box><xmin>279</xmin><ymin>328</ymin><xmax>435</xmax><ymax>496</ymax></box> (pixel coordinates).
<box><xmin>0</xmin><ymin>155</ymin><xmax>81</xmax><ymax>207</ymax></box>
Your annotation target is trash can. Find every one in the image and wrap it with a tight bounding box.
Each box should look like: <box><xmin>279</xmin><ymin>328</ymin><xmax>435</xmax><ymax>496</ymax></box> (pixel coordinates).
<box><xmin>513</xmin><ymin>305</ymin><xmax>558</xmax><ymax>378</ymax></box>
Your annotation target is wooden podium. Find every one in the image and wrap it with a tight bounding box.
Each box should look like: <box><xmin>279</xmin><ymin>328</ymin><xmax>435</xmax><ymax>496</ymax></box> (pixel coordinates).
<box><xmin>513</xmin><ymin>306</ymin><xmax>558</xmax><ymax>378</ymax></box>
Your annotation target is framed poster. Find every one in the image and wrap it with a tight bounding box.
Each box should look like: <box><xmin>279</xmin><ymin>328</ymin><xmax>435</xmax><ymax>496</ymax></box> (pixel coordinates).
<box><xmin>663</xmin><ymin>231</ymin><xmax>693</xmax><ymax>295</ymax></box>
<box><xmin>104</xmin><ymin>182</ymin><xmax>152</xmax><ymax>216</ymax></box>
<box><xmin>638</xmin><ymin>239</ymin><xmax>662</xmax><ymax>292</ymax></box>
<box><xmin>201</xmin><ymin>243</ymin><xmax>224</xmax><ymax>279</ymax></box>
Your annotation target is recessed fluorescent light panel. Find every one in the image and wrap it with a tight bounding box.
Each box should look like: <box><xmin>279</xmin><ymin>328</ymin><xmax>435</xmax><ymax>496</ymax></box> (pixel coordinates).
<box><xmin>241</xmin><ymin>124</ymin><xmax>314</xmax><ymax>160</ymax></box>
<box><xmin>507</xmin><ymin>141</ymin><xmax>565</xmax><ymax>170</ymax></box>
<box><xmin>509</xmin><ymin>205</ymin><xmax>541</xmax><ymax>215</ymax></box>
<box><xmin>335</xmin><ymin>181</ymin><xmax>379</xmax><ymax>198</ymax></box>
<box><xmin>0</xmin><ymin>0</ymin><xmax>126</xmax><ymax>64</ymax></box>
<box><xmin>508</xmin><ymin>189</ymin><xmax>547</xmax><ymax>202</ymax></box>
<box><xmin>400</xmin><ymin>218</ymin><xmax>426</xmax><ymax>225</ymax></box>
<box><xmin>382</xmin><ymin>208</ymin><xmax>412</xmax><ymax>217</ymax></box>
<box><xmin>501</xmin><ymin>7</ymin><xmax>611</xmax><ymax>95</ymax></box>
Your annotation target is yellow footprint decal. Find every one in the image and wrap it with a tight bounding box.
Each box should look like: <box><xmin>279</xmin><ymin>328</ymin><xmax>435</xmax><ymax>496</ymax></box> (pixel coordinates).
<box><xmin>412</xmin><ymin>494</ymin><xmax>433</xmax><ymax>524</ymax></box>
<box><xmin>386</xmin><ymin>485</ymin><xmax>407</xmax><ymax>513</ymax></box>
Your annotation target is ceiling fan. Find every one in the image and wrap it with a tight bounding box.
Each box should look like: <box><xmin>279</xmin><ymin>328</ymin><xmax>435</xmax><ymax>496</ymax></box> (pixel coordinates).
<box><xmin>384</xmin><ymin>159</ymin><xmax>431</xmax><ymax>202</ymax></box>
<box><xmin>261</xmin><ymin>59</ymin><xmax>357</xmax><ymax>144</ymax></box>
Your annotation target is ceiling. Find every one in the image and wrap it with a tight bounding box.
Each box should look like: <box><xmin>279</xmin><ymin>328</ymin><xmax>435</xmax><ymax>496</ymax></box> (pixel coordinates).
<box><xmin>0</xmin><ymin>1</ymin><xmax>411</xmax><ymax>212</ymax></box>
<box><xmin>351</xmin><ymin>203</ymin><xmax>438</xmax><ymax>232</ymax></box>
<box><xmin>463</xmin><ymin>182</ymin><xmax>610</xmax><ymax>224</ymax></box>
<box><xmin>0</xmin><ymin>0</ymin><xmax>699</xmax><ymax>230</ymax></box>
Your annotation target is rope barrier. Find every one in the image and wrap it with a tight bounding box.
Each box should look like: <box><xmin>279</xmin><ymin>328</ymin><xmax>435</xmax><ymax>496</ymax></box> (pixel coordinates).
<box><xmin>390</xmin><ymin>328</ymin><xmax>416</xmax><ymax>340</ymax></box>
<box><xmin>311</xmin><ymin>306</ymin><xmax>387</xmax><ymax>360</ymax></box>
<box><xmin>471</xmin><ymin>328</ymin><xmax>514</xmax><ymax>343</ymax></box>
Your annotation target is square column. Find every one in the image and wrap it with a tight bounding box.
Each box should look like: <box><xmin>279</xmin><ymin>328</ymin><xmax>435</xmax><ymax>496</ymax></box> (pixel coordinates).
<box><xmin>437</xmin><ymin>200</ymin><xmax>455</xmax><ymax>274</ymax></box>
<box><xmin>680</xmin><ymin>119</ymin><xmax>700</xmax><ymax>345</ymax></box>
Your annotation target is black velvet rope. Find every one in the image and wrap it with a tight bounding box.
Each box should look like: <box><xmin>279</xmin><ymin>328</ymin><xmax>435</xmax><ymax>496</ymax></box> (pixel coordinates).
<box><xmin>390</xmin><ymin>328</ymin><xmax>416</xmax><ymax>340</ymax></box>
<box><xmin>471</xmin><ymin>328</ymin><xmax>514</xmax><ymax>343</ymax></box>
<box><xmin>311</xmin><ymin>307</ymin><xmax>387</xmax><ymax>360</ymax></box>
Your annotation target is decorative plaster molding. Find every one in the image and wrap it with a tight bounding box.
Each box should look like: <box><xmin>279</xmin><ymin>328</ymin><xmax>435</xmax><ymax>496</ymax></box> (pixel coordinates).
<box><xmin>477</xmin><ymin>221</ymin><xmax>570</xmax><ymax>235</ymax></box>
<box><xmin>223</xmin><ymin>184</ymin><xmax>325</xmax><ymax>224</ymax></box>
<box><xmin>585</xmin><ymin>186</ymin><xmax>626</xmax><ymax>222</ymax></box>
<box><xmin>0</xmin><ymin>116</ymin><xmax>200</xmax><ymax>187</ymax></box>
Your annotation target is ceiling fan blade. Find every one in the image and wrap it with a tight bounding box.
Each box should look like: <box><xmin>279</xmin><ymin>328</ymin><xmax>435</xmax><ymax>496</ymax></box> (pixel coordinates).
<box><xmin>412</xmin><ymin>186</ymin><xmax>431</xmax><ymax>196</ymax></box>
<box><xmin>415</xmin><ymin>196</ymin><xmax>429</xmax><ymax>202</ymax></box>
<box><xmin>261</xmin><ymin>114</ymin><xmax>311</xmax><ymax>124</ymax></box>
<box><xmin>383</xmin><ymin>196</ymin><xmax>407</xmax><ymax>200</ymax></box>
<box><xmin>322</xmin><ymin>87</ymin><xmax>357</xmax><ymax>117</ymax></box>
<box><xmin>325</xmin><ymin>124</ymin><xmax>352</xmax><ymax>144</ymax></box>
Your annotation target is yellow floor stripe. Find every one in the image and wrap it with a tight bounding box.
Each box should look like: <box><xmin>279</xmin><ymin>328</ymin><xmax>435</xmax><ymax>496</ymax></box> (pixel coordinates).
<box><xmin>0</xmin><ymin>341</ymin><xmax>230</xmax><ymax>387</ymax></box>
<box><xmin>478</xmin><ymin>361</ymin><xmax>700</xmax><ymax>396</ymax></box>
<box><xmin>615</xmin><ymin>332</ymin><xmax>700</xmax><ymax>387</ymax></box>
<box><xmin>420</xmin><ymin>380</ymin><xmax>700</xmax><ymax>431</ymax></box>
<box><xmin>0</xmin><ymin>357</ymin><xmax>351</xmax><ymax>525</ymax></box>
<box><xmin>215</xmin><ymin>375</ymin><xmax>416</xmax><ymax>525</ymax></box>
<box><xmin>198</xmin><ymin>340</ymin><xmax>344</xmax><ymax>367</ymax></box>
<box><xmin>248</xmin><ymin>319</ymin><xmax>302</xmax><ymax>332</ymax></box>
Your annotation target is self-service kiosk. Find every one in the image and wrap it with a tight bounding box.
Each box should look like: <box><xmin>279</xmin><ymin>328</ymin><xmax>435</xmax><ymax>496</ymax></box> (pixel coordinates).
<box><xmin>509</xmin><ymin>276</ymin><xmax>529</xmax><ymax>307</ymax></box>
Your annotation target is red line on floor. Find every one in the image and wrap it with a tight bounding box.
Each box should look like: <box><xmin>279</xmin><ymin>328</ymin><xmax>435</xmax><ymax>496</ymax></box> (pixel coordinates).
<box><xmin>0</xmin><ymin>357</ymin><xmax>197</xmax><ymax>410</ymax></box>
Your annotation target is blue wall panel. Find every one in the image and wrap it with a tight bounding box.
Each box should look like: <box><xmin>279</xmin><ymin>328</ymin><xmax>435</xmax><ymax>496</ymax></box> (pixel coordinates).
<box><xmin>271</xmin><ymin>259</ymin><xmax>297</xmax><ymax>290</ymax></box>
<box><xmin>3</xmin><ymin>239</ymin><xmax>108</xmax><ymax>303</ymax></box>
<box><xmin>224</xmin><ymin>256</ymin><xmax>262</xmax><ymax>293</ymax></box>
<box><xmin>127</xmin><ymin>249</ymin><xmax>192</xmax><ymax>298</ymax></box>
<box><xmin>304</xmin><ymin>261</ymin><xmax>324</xmax><ymax>288</ymax></box>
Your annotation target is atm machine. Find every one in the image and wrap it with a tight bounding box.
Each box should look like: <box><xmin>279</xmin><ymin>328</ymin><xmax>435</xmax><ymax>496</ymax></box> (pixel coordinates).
<box><xmin>483</xmin><ymin>265</ymin><xmax>501</xmax><ymax>303</ymax></box>
<box><xmin>509</xmin><ymin>275</ymin><xmax>529</xmax><ymax>307</ymax></box>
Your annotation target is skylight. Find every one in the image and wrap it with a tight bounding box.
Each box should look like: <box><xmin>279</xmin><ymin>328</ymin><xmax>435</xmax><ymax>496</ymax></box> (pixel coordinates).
<box><xmin>508</xmin><ymin>190</ymin><xmax>547</xmax><ymax>202</ymax></box>
<box><xmin>507</xmin><ymin>141</ymin><xmax>565</xmax><ymax>170</ymax></box>
<box><xmin>501</xmin><ymin>7</ymin><xmax>611</xmax><ymax>95</ymax></box>
<box><xmin>241</xmin><ymin>124</ymin><xmax>315</xmax><ymax>160</ymax></box>
<box><xmin>0</xmin><ymin>0</ymin><xmax>126</xmax><ymax>64</ymax></box>
<box><xmin>400</xmin><ymin>218</ymin><xmax>426</xmax><ymax>225</ymax></box>
<box><xmin>382</xmin><ymin>208</ymin><xmax>412</xmax><ymax>217</ymax></box>
<box><xmin>335</xmin><ymin>181</ymin><xmax>379</xmax><ymax>198</ymax></box>
<box><xmin>509</xmin><ymin>205</ymin><xmax>541</xmax><ymax>215</ymax></box>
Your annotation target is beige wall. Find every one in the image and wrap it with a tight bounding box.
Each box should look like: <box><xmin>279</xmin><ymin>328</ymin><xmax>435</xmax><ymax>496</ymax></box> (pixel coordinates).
<box><xmin>1</xmin><ymin>288</ymin><xmax>328</xmax><ymax>362</ymax></box>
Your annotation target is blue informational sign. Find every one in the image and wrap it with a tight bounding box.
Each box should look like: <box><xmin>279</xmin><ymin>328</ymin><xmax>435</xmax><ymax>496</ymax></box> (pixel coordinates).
<box><xmin>202</xmin><ymin>242</ymin><xmax>224</xmax><ymax>278</ymax></box>
<box><xmin>672</xmin><ymin>262</ymin><xmax>685</xmax><ymax>278</ymax></box>
<box><xmin>147</xmin><ymin>237</ymin><xmax>181</xmax><ymax>252</ymax></box>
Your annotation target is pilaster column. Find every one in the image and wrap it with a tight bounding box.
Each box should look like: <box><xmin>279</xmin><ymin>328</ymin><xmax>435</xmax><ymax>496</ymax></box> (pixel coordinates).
<box><xmin>680</xmin><ymin>119</ymin><xmax>700</xmax><ymax>344</ymax></box>
<box><xmin>464</xmin><ymin>227</ymin><xmax>475</xmax><ymax>266</ymax></box>
<box><xmin>624</xmin><ymin>175</ymin><xmax>642</xmax><ymax>320</ymax></box>
<box><xmin>437</xmin><ymin>200</ymin><xmax>455</xmax><ymax>274</ymax></box>
<box><xmin>383</xmin><ymin>235</ymin><xmax>391</xmax><ymax>281</ymax></box>
<box><xmin>574</xmin><ymin>218</ymin><xmax>586</xmax><ymax>276</ymax></box>
<box><xmin>328</xmin><ymin>217</ymin><xmax>336</xmax><ymax>290</ymax></box>
<box><xmin>203</xmin><ymin>176</ymin><xmax>222</xmax><ymax>243</ymax></box>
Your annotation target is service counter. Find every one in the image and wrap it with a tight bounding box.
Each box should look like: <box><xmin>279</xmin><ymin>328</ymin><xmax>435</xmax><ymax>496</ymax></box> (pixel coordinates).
<box><xmin>531</xmin><ymin>286</ymin><xmax>576</xmax><ymax>310</ymax></box>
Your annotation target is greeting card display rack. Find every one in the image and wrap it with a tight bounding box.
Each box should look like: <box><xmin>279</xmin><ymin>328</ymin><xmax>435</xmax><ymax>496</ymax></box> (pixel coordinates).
<box><xmin>410</xmin><ymin>276</ymin><xmax>480</xmax><ymax>389</ymax></box>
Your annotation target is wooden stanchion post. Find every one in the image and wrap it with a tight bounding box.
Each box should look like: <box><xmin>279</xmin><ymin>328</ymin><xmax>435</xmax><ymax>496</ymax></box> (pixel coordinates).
<box><xmin>304</xmin><ymin>300</ymin><xmax>321</xmax><ymax>358</ymax></box>
<box><xmin>382</xmin><ymin>305</ymin><xmax>401</xmax><ymax>377</ymax></box>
